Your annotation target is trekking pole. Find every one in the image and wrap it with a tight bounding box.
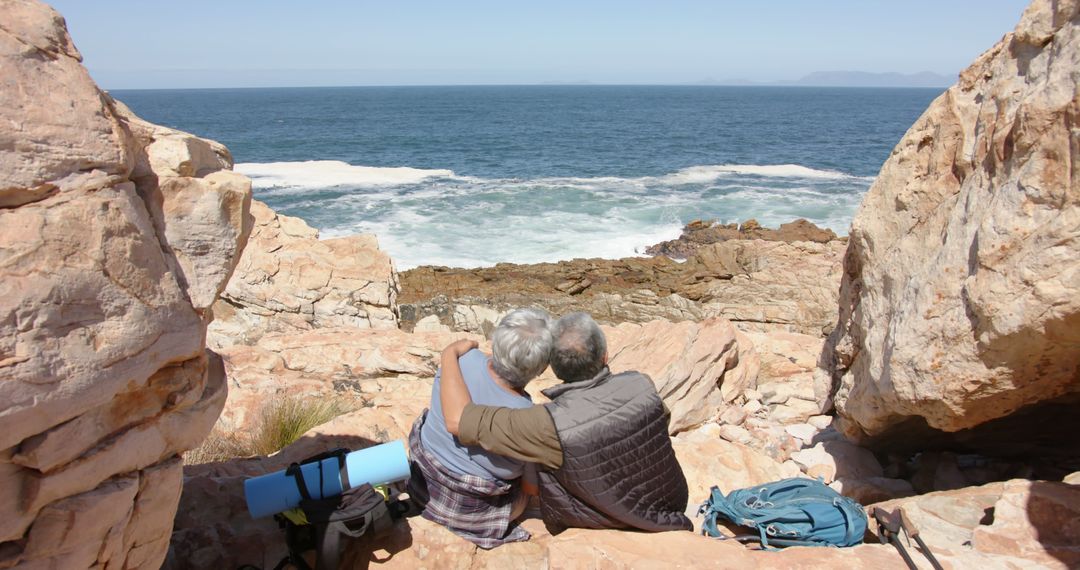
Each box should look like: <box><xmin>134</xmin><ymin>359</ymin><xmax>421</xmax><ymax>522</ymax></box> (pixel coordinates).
<box><xmin>899</xmin><ymin>507</ymin><xmax>944</xmax><ymax>570</ymax></box>
<box><xmin>872</xmin><ymin>508</ymin><xmax>917</xmax><ymax>570</ymax></box>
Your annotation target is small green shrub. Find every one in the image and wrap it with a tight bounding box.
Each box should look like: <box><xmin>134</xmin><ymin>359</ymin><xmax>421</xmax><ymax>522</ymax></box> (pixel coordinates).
<box><xmin>185</xmin><ymin>394</ymin><xmax>351</xmax><ymax>465</ymax></box>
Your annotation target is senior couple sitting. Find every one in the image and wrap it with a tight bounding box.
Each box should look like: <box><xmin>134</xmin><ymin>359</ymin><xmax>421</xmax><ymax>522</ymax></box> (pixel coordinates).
<box><xmin>407</xmin><ymin>309</ymin><xmax>692</xmax><ymax>548</ymax></box>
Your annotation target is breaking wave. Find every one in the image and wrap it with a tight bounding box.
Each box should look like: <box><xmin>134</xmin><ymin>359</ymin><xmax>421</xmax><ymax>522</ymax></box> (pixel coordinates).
<box><xmin>237</xmin><ymin>161</ymin><xmax>872</xmax><ymax>269</ymax></box>
<box><xmin>235</xmin><ymin>160</ymin><xmax>456</xmax><ymax>192</ymax></box>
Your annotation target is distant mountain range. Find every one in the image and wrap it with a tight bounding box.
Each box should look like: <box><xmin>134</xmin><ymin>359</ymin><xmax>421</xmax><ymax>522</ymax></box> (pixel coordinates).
<box><xmin>790</xmin><ymin>71</ymin><xmax>953</xmax><ymax>87</ymax></box>
<box><xmin>695</xmin><ymin>71</ymin><xmax>954</xmax><ymax>88</ymax></box>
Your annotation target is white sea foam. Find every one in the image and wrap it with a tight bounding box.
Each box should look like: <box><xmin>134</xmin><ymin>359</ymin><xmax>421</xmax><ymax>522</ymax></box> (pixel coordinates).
<box><xmin>334</xmin><ymin>209</ymin><xmax>685</xmax><ymax>270</ymax></box>
<box><xmin>243</xmin><ymin>161</ymin><xmax>870</xmax><ymax>269</ymax></box>
<box><xmin>238</xmin><ymin>161</ymin><xmax>861</xmax><ymax>193</ymax></box>
<box><xmin>235</xmin><ymin>160</ymin><xmax>455</xmax><ymax>190</ymax></box>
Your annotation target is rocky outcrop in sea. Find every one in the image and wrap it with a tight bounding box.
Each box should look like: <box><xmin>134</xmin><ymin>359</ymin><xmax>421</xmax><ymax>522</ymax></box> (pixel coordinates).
<box><xmin>399</xmin><ymin>231</ymin><xmax>846</xmax><ymax>337</ymax></box>
<box><xmin>645</xmin><ymin>217</ymin><xmax>840</xmax><ymax>259</ymax></box>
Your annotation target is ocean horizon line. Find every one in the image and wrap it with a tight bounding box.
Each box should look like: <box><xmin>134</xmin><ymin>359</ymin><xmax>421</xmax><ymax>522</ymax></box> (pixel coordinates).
<box><xmin>104</xmin><ymin>83</ymin><xmax>950</xmax><ymax>93</ymax></box>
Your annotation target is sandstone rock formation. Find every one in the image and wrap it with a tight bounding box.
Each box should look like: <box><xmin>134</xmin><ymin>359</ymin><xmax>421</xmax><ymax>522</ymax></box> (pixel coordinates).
<box><xmin>685</xmin><ymin>240</ymin><xmax>846</xmax><ymax>335</ymax></box>
<box><xmin>0</xmin><ymin>0</ymin><xmax>124</xmax><ymax>209</ymax></box>
<box><xmin>208</xmin><ymin>199</ymin><xmax>399</xmax><ymax>349</ymax></box>
<box><xmin>869</xmin><ymin>479</ymin><xmax>1080</xmax><ymax>569</ymax></box>
<box><xmin>740</xmin><ymin>331</ymin><xmax>822</xmax><ymax>419</ymax></box>
<box><xmin>213</xmin><ymin>327</ymin><xmax>484</xmax><ymax>431</ymax></box>
<box><xmin>0</xmin><ymin>1</ymin><xmax>251</xmax><ymax>566</ymax></box>
<box><xmin>344</xmin><ymin>517</ymin><xmax>905</xmax><ymax>570</ymax></box>
<box><xmin>399</xmin><ymin>257</ymin><xmax>702</xmax><ymax>332</ymax></box>
<box><xmin>399</xmin><ymin>237</ymin><xmax>844</xmax><ymax>336</ymax></box>
<box><xmin>118</xmin><ymin>99</ymin><xmax>252</xmax><ymax>313</ymax></box>
<box><xmin>822</xmin><ymin>0</ymin><xmax>1080</xmax><ymax>445</ymax></box>
<box><xmin>673</xmin><ymin>426</ymin><xmax>801</xmax><ymax>503</ymax></box>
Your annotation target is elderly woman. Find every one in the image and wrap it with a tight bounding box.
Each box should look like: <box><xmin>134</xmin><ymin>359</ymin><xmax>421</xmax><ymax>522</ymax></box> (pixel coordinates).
<box><xmin>406</xmin><ymin>308</ymin><xmax>552</xmax><ymax>548</ymax></box>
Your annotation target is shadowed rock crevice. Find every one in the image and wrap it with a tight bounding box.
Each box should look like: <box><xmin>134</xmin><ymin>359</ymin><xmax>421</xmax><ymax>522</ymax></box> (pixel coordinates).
<box><xmin>168</xmin><ymin>433</ymin><xmax>381</xmax><ymax>569</ymax></box>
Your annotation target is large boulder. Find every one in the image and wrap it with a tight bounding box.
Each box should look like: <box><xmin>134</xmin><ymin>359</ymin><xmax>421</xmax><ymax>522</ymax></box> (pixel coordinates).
<box><xmin>822</xmin><ymin>0</ymin><xmax>1080</xmax><ymax>444</ymax></box>
<box><xmin>0</xmin><ymin>0</ymin><xmax>126</xmax><ymax>208</ymax></box>
<box><xmin>0</xmin><ymin>1</ymin><xmax>251</xmax><ymax>567</ymax></box>
<box><xmin>208</xmin><ymin>200</ymin><xmax>400</xmax><ymax>349</ymax></box>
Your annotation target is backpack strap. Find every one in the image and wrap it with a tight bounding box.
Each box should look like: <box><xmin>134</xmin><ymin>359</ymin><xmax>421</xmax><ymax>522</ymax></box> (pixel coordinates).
<box><xmin>287</xmin><ymin>449</ymin><xmax>351</xmax><ymax>502</ymax></box>
<box><xmin>279</xmin><ymin>450</ymin><xmax>392</xmax><ymax>570</ymax></box>
<box><xmin>699</xmin><ymin>486</ymin><xmax>730</xmax><ymax>538</ymax></box>
<box><xmin>275</xmin><ymin>515</ymin><xmax>315</xmax><ymax>570</ymax></box>
<box><xmin>286</xmin><ymin>462</ymin><xmax>314</xmax><ymax>502</ymax></box>
<box><xmin>837</xmin><ymin>497</ymin><xmax>858</xmax><ymax>546</ymax></box>
<box><xmin>336</xmin><ymin>450</ymin><xmax>351</xmax><ymax>493</ymax></box>
<box><xmin>313</xmin><ymin>523</ymin><xmax>336</xmax><ymax>570</ymax></box>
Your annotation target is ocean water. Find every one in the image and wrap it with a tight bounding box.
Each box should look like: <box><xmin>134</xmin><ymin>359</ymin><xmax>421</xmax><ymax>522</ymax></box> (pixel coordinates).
<box><xmin>113</xmin><ymin>86</ymin><xmax>941</xmax><ymax>269</ymax></box>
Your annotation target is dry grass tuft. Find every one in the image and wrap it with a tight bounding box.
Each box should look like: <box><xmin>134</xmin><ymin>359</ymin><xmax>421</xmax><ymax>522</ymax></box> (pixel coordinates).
<box><xmin>185</xmin><ymin>394</ymin><xmax>351</xmax><ymax>465</ymax></box>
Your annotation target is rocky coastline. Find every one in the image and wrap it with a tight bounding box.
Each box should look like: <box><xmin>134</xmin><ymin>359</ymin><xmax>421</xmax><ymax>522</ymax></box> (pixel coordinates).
<box><xmin>397</xmin><ymin>219</ymin><xmax>846</xmax><ymax>337</ymax></box>
<box><xmin>1</xmin><ymin>0</ymin><xmax>1078</xmax><ymax>569</ymax></box>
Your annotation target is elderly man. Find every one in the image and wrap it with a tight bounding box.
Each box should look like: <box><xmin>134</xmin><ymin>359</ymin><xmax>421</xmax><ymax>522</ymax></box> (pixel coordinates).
<box><xmin>407</xmin><ymin>308</ymin><xmax>552</xmax><ymax>548</ymax></box>
<box><xmin>439</xmin><ymin>312</ymin><xmax>692</xmax><ymax>535</ymax></box>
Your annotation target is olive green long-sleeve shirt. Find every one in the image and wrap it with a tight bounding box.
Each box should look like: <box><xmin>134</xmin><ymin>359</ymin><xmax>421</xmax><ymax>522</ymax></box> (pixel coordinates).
<box><xmin>458</xmin><ymin>403</ymin><xmax>564</xmax><ymax>470</ymax></box>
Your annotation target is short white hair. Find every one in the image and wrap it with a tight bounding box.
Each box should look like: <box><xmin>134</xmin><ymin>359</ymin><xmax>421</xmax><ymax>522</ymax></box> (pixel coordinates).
<box><xmin>490</xmin><ymin>308</ymin><xmax>553</xmax><ymax>389</ymax></box>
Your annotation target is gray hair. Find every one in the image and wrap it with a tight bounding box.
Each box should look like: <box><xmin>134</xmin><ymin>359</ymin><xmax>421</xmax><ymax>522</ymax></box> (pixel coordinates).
<box><xmin>549</xmin><ymin>312</ymin><xmax>608</xmax><ymax>382</ymax></box>
<box><xmin>490</xmin><ymin>308</ymin><xmax>553</xmax><ymax>389</ymax></box>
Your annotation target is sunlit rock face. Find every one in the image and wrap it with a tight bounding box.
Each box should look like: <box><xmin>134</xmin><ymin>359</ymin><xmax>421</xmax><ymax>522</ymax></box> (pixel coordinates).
<box><xmin>207</xmin><ymin>199</ymin><xmax>401</xmax><ymax>351</ymax></box>
<box><xmin>0</xmin><ymin>0</ymin><xmax>252</xmax><ymax>566</ymax></box>
<box><xmin>821</xmin><ymin>0</ymin><xmax>1080</xmax><ymax>454</ymax></box>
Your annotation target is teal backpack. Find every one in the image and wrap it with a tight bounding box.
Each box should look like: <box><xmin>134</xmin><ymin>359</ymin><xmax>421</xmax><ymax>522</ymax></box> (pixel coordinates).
<box><xmin>697</xmin><ymin>477</ymin><xmax>867</xmax><ymax>548</ymax></box>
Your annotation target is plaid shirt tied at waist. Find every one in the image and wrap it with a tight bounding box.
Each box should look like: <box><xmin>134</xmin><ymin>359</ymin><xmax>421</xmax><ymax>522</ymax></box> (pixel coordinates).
<box><xmin>408</xmin><ymin>410</ymin><xmax>530</xmax><ymax>549</ymax></box>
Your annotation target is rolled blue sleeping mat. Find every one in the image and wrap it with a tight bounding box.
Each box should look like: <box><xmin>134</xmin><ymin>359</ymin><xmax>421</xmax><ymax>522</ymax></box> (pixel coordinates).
<box><xmin>244</xmin><ymin>440</ymin><xmax>410</xmax><ymax>518</ymax></box>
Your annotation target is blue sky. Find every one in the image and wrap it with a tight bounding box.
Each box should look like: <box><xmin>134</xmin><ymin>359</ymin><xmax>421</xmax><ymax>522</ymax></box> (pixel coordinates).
<box><xmin>49</xmin><ymin>0</ymin><xmax>1031</xmax><ymax>89</ymax></box>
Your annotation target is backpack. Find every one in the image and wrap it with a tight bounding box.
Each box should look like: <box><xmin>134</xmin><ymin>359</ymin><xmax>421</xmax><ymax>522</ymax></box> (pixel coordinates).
<box><xmin>270</xmin><ymin>448</ymin><xmax>409</xmax><ymax>570</ymax></box>
<box><xmin>697</xmin><ymin>477</ymin><xmax>867</xmax><ymax>549</ymax></box>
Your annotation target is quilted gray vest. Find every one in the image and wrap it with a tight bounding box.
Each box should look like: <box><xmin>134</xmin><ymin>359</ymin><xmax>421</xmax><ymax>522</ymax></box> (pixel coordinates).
<box><xmin>538</xmin><ymin>367</ymin><xmax>693</xmax><ymax>534</ymax></box>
